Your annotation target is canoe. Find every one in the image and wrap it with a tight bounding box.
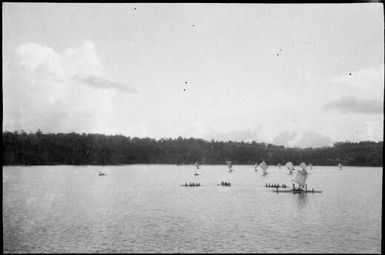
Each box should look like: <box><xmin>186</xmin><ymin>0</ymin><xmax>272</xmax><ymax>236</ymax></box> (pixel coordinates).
<box><xmin>273</xmin><ymin>189</ymin><xmax>322</xmax><ymax>193</ymax></box>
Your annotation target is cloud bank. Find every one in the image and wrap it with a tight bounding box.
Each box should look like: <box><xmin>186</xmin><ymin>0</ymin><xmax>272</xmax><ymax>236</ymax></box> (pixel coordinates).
<box><xmin>3</xmin><ymin>41</ymin><xmax>136</xmax><ymax>134</ymax></box>
<box><xmin>324</xmin><ymin>96</ymin><xmax>383</xmax><ymax>114</ymax></box>
<box><xmin>16</xmin><ymin>41</ymin><xmax>101</xmax><ymax>81</ymax></box>
<box><xmin>15</xmin><ymin>41</ymin><xmax>136</xmax><ymax>92</ymax></box>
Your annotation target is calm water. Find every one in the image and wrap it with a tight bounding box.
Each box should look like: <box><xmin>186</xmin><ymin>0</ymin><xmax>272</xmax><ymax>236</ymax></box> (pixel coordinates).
<box><xmin>3</xmin><ymin>165</ymin><xmax>382</xmax><ymax>253</ymax></box>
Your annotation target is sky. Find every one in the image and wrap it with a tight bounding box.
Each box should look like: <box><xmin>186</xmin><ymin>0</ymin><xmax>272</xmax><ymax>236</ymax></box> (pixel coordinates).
<box><xmin>2</xmin><ymin>3</ymin><xmax>384</xmax><ymax>148</ymax></box>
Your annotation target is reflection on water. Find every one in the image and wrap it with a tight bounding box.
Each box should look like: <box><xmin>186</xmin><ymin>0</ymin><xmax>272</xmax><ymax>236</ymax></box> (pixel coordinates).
<box><xmin>3</xmin><ymin>165</ymin><xmax>382</xmax><ymax>253</ymax></box>
<box><xmin>294</xmin><ymin>193</ymin><xmax>309</xmax><ymax>210</ymax></box>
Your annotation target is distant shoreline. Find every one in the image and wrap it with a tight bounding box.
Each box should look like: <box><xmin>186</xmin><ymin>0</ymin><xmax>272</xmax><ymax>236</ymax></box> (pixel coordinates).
<box><xmin>3</xmin><ymin>131</ymin><xmax>383</xmax><ymax>167</ymax></box>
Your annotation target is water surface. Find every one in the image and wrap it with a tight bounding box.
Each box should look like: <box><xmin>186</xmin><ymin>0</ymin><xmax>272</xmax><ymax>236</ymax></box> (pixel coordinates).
<box><xmin>3</xmin><ymin>165</ymin><xmax>382</xmax><ymax>253</ymax></box>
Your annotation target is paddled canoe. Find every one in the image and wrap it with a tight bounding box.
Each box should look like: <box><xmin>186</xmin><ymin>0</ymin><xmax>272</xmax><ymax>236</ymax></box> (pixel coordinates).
<box><xmin>273</xmin><ymin>189</ymin><xmax>322</xmax><ymax>193</ymax></box>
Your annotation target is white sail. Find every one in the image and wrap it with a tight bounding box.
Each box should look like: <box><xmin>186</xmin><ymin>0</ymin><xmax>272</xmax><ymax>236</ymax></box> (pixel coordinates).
<box><xmin>260</xmin><ymin>161</ymin><xmax>268</xmax><ymax>174</ymax></box>
<box><xmin>226</xmin><ymin>161</ymin><xmax>233</xmax><ymax>172</ymax></box>
<box><xmin>293</xmin><ymin>169</ymin><xmax>308</xmax><ymax>187</ymax></box>
<box><xmin>195</xmin><ymin>162</ymin><xmax>200</xmax><ymax>169</ymax></box>
<box><xmin>309</xmin><ymin>163</ymin><xmax>313</xmax><ymax>170</ymax></box>
<box><xmin>285</xmin><ymin>162</ymin><xmax>294</xmax><ymax>174</ymax></box>
<box><xmin>254</xmin><ymin>163</ymin><xmax>258</xmax><ymax>171</ymax></box>
<box><xmin>277</xmin><ymin>163</ymin><xmax>281</xmax><ymax>169</ymax></box>
<box><xmin>338</xmin><ymin>163</ymin><xmax>342</xmax><ymax>170</ymax></box>
<box><xmin>300</xmin><ymin>162</ymin><xmax>307</xmax><ymax>171</ymax></box>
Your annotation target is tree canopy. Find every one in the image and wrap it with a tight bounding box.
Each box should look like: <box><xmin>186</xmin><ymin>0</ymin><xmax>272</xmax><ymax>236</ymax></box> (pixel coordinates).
<box><xmin>2</xmin><ymin>131</ymin><xmax>383</xmax><ymax>166</ymax></box>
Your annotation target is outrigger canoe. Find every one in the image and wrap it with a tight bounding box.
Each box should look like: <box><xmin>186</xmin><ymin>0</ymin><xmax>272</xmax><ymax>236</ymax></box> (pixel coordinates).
<box><xmin>273</xmin><ymin>189</ymin><xmax>322</xmax><ymax>193</ymax></box>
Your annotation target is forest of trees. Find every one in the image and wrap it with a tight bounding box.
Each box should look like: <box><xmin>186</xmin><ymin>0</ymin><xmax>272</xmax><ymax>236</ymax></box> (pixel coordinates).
<box><xmin>2</xmin><ymin>131</ymin><xmax>383</xmax><ymax>167</ymax></box>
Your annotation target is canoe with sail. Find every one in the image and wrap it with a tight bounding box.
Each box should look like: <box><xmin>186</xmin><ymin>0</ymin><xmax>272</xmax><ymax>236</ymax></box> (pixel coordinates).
<box><xmin>194</xmin><ymin>162</ymin><xmax>200</xmax><ymax>176</ymax></box>
<box><xmin>274</xmin><ymin>162</ymin><xmax>322</xmax><ymax>193</ymax></box>
<box><xmin>226</xmin><ymin>161</ymin><xmax>233</xmax><ymax>172</ymax></box>
<box><xmin>260</xmin><ymin>161</ymin><xmax>268</xmax><ymax>175</ymax></box>
<box><xmin>218</xmin><ymin>161</ymin><xmax>233</xmax><ymax>186</ymax></box>
<box><xmin>285</xmin><ymin>161</ymin><xmax>295</xmax><ymax>174</ymax></box>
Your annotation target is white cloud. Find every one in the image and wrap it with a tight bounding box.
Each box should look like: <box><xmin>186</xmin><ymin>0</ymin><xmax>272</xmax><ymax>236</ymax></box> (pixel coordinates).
<box><xmin>62</xmin><ymin>41</ymin><xmax>103</xmax><ymax>78</ymax></box>
<box><xmin>14</xmin><ymin>41</ymin><xmax>135</xmax><ymax>93</ymax></box>
<box><xmin>16</xmin><ymin>41</ymin><xmax>102</xmax><ymax>78</ymax></box>
<box><xmin>16</xmin><ymin>42</ymin><xmax>65</xmax><ymax>78</ymax></box>
<box><xmin>3</xmin><ymin>41</ymin><xmax>135</xmax><ymax>134</ymax></box>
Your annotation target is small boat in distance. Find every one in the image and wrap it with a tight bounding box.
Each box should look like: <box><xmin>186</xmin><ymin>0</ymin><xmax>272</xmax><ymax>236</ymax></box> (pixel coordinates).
<box><xmin>254</xmin><ymin>163</ymin><xmax>259</xmax><ymax>172</ymax></box>
<box><xmin>309</xmin><ymin>163</ymin><xmax>313</xmax><ymax>170</ymax></box>
<box><xmin>285</xmin><ymin>162</ymin><xmax>295</xmax><ymax>174</ymax></box>
<box><xmin>338</xmin><ymin>163</ymin><xmax>343</xmax><ymax>170</ymax></box>
<box><xmin>226</xmin><ymin>161</ymin><xmax>233</xmax><ymax>172</ymax></box>
<box><xmin>218</xmin><ymin>181</ymin><xmax>231</xmax><ymax>187</ymax></box>
<box><xmin>98</xmin><ymin>170</ymin><xmax>106</xmax><ymax>176</ymax></box>
<box><xmin>194</xmin><ymin>162</ymin><xmax>200</xmax><ymax>176</ymax></box>
<box><xmin>265</xmin><ymin>183</ymin><xmax>288</xmax><ymax>189</ymax></box>
<box><xmin>260</xmin><ymin>161</ymin><xmax>268</xmax><ymax>175</ymax></box>
<box><xmin>277</xmin><ymin>163</ymin><xmax>281</xmax><ymax>169</ymax></box>
<box><xmin>181</xmin><ymin>182</ymin><xmax>201</xmax><ymax>187</ymax></box>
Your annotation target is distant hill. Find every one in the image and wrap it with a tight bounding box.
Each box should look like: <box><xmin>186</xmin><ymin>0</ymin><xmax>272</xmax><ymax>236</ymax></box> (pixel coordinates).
<box><xmin>2</xmin><ymin>131</ymin><xmax>383</xmax><ymax>166</ymax></box>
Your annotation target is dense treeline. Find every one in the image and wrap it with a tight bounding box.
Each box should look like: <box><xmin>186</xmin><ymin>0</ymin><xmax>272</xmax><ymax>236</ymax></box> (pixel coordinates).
<box><xmin>2</xmin><ymin>131</ymin><xmax>383</xmax><ymax>167</ymax></box>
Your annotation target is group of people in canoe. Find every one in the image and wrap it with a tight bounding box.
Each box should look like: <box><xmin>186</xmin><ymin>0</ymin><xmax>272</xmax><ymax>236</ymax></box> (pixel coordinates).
<box><xmin>219</xmin><ymin>181</ymin><xmax>231</xmax><ymax>186</ymax></box>
<box><xmin>183</xmin><ymin>182</ymin><xmax>201</xmax><ymax>187</ymax></box>
<box><xmin>265</xmin><ymin>183</ymin><xmax>287</xmax><ymax>188</ymax></box>
<box><xmin>291</xmin><ymin>183</ymin><xmax>309</xmax><ymax>191</ymax></box>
